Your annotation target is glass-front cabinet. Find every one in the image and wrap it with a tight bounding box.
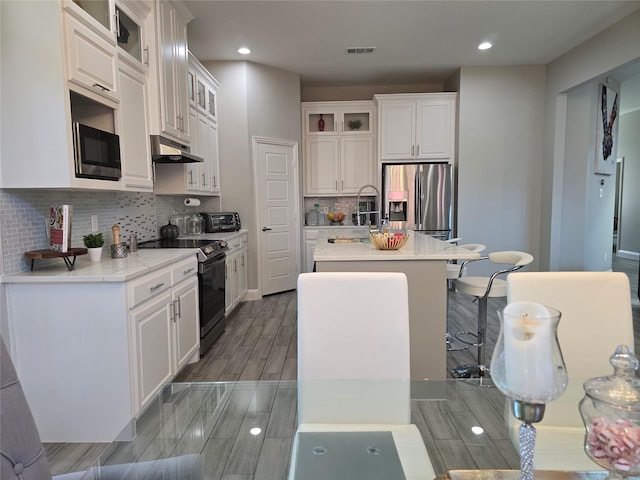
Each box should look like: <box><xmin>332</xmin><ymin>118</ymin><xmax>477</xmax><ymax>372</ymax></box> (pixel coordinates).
<box><xmin>188</xmin><ymin>58</ymin><xmax>218</xmax><ymax>123</ymax></box>
<box><xmin>65</xmin><ymin>0</ymin><xmax>149</xmax><ymax>67</ymax></box>
<box><xmin>302</xmin><ymin>101</ymin><xmax>376</xmax><ymax>196</ymax></box>
<box><xmin>304</xmin><ymin>103</ymin><xmax>374</xmax><ymax>135</ymax></box>
<box><xmin>116</xmin><ymin>4</ymin><xmax>144</xmax><ymax>63</ymax></box>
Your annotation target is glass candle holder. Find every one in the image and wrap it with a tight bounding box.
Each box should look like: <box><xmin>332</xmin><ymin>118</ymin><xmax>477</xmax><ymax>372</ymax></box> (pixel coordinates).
<box><xmin>490</xmin><ymin>302</ymin><xmax>568</xmax><ymax>480</ymax></box>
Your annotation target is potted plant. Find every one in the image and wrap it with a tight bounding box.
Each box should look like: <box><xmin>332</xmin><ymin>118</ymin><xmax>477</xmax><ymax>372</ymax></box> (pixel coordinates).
<box><xmin>83</xmin><ymin>232</ymin><xmax>105</xmax><ymax>262</ymax></box>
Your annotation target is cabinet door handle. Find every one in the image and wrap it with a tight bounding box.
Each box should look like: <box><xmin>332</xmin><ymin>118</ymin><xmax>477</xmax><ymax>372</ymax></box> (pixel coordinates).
<box><xmin>234</xmin><ymin>259</ymin><xmax>237</xmax><ymax>272</ymax></box>
<box><xmin>411</xmin><ymin>145</ymin><xmax>414</xmax><ymax>157</ymax></box>
<box><xmin>335</xmin><ymin>180</ymin><xmax>338</xmax><ymax>190</ymax></box>
<box><xmin>416</xmin><ymin>144</ymin><xmax>420</xmax><ymax>156</ymax></box>
<box><xmin>213</xmin><ymin>175</ymin><xmax>217</xmax><ymax>187</ymax></box>
<box><xmin>173</xmin><ymin>299</ymin><xmax>181</xmax><ymax>320</ymax></box>
<box><xmin>241</xmin><ymin>255</ymin><xmax>245</xmax><ymax>267</ymax></box>
<box><xmin>188</xmin><ymin>170</ymin><xmax>194</xmax><ymax>185</ymax></box>
<box><xmin>202</xmin><ymin>173</ymin><xmax>207</xmax><ymax>186</ymax></box>
<box><xmin>143</xmin><ymin>46</ymin><xmax>149</xmax><ymax>66</ymax></box>
<box><xmin>262</xmin><ymin>227</ymin><xmax>272</xmax><ymax>231</ymax></box>
<box><xmin>93</xmin><ymin>83</ymin><xmax>110</xmax><ymax>93</ymax></box>
<box><xmin>183</xmin><ymin>268</ymin><xmax>195</xmax><ymax>275</ymax></box>
<box><xmin>150</xmin><ymin>282</ymin><xmax>165</xmax><ymax>291</ymax></box>
<box><xmin>341</xmin><ymin>179</ymin><xmax>344</xmax><ymax>190</ymax></box>
<box><xmin>114</xmin><ymin>10</ymin><xmax>120</xmax><ymax>37</ymax></box>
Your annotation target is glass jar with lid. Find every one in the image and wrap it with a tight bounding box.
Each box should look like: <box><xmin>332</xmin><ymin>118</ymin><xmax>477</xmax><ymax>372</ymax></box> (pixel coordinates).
<box><xmin>579</xmin><ymin>345</ymin><xmax>640</xmax><ymax>479</ymax></box>
<box><xmin>187</xmin><ymin>213</ymin><xmax>203</xmax><ymax>235</ymax></box>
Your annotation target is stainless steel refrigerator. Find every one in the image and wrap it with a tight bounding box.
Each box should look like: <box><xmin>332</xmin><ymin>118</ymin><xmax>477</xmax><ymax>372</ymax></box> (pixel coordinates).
<box><xmin>381</xmin><ymin>162</ymin><xmax>453</xmax><ymax>239</ymax></box>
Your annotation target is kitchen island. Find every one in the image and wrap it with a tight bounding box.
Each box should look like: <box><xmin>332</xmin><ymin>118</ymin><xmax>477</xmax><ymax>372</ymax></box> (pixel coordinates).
<box><xmin>314</xmin><ymin>230</ymin><xmax>480</xmax><ymax>380</ymax></box>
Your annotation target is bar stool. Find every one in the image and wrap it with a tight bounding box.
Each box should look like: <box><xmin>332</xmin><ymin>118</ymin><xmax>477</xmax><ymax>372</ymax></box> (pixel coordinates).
<box><xmin>445</xmin><ymin>243</ymin><xmax>486</xmax><ymax>351</ymax></box>
<box><xmin>451</xmin><ymin>251</ymin><xmax>534</xmax><ymax>385</ymax></box>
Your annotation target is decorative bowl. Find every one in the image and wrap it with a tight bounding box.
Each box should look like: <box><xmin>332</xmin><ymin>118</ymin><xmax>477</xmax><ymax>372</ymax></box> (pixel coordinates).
<box><xmin>327</xmin><ymin>212</ymin><xmax>345</xmax><ymax>224</ymax></box>
<box><xmin>370</xmin><ymin>232</ymin><xmax>409</xmax><ymax>250</ymax></box>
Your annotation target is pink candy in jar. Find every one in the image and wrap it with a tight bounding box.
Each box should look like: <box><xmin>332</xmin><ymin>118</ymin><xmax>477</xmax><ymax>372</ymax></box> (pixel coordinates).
<box><xmin>579</xmin><ymin>345</ymin><xmax>640</xmax><ymax>477</ymax></box>
<box><xmin>586</xmin><ymin>417</ymin><xmax>640</xmax><ymax>472</ymax></box>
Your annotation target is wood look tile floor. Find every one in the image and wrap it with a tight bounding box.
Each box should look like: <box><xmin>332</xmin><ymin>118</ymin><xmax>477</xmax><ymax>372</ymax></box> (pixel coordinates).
<box><xmin>44</xmin><ymin>254</ymin><xmax>640</xmax><ymax>477</ymax></box>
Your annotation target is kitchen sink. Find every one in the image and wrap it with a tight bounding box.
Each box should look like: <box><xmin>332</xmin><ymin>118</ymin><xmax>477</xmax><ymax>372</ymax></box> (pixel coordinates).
<box><xmin>327</xmin><ymin>237</ymin><xmax>370</xmax><ymax>243</ymax></box>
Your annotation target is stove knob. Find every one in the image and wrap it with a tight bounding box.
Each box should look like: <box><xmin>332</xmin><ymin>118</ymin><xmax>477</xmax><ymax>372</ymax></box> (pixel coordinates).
<box><xmin>203</xmin><ymin>246</ymin><xmax>212</xmax><ymax>254</ymax></box>
<box><xmin>218</xmin><ymin>240</ymin><xmax>228</xmax><ymax>249</ymax></box>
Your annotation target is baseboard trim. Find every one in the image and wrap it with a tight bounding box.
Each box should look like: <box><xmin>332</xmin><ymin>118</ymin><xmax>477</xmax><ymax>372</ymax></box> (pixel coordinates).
<box><xmin>244</xmin><ymin>289</ymin><xmax>261</xmax><ymax>302</ymax></box>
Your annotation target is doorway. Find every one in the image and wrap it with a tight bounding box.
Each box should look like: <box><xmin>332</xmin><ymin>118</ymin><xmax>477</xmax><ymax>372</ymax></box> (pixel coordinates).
<box><xmin>254</xmin><ymin>137</ymin><xmax>300</xmax><ymax>296</ymax></box>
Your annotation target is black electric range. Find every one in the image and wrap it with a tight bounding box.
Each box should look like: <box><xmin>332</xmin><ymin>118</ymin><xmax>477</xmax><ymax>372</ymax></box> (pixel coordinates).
<box><xmin>138</xmin><ymin>238</ymin><xmax>228</xmax><ymax>356</ymax></box>
<box><xmin>137</xmin><ymin>238</ymin><xmax>227</xmax><ymax>262</ymax></box>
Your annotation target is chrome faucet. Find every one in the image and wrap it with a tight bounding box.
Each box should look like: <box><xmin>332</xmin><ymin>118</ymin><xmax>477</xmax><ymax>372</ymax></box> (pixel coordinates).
<box><xmin>356</xmin><ymin>184</ymin><xmax>381</xmax><ymax>228</ymax></box>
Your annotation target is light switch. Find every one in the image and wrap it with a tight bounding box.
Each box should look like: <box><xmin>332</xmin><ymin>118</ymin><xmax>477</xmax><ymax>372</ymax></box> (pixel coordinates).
<box><xmin>599</xmin><ymin>188</ymin><xmax>604</xmax><ymax>198</ymax></box>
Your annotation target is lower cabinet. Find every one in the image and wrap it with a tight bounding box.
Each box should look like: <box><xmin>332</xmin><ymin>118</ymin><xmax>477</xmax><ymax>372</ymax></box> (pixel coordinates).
<box><xmin>225</xmin><ymin>232</ymin><xmax>248</xmax><ymax>315</ymax></box>
<box><xmin>303</xmin><ymin>229</ymin><xmax>319</xmax><ymax>273</ymax></box>
<box><xmin>130</xmin><ymin>274</ymin><xmax>199</xmax><ymax>410</ymax></box>
<box><xmin>4</xmin><ymin>254</ymin><xmax>200</xmax><ymax>442</ymax></box>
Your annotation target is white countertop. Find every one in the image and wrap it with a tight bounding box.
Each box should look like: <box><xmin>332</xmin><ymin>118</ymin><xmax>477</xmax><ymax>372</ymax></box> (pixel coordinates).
<box><xmin>314</xmin><ymin>229</ymin><xmax>482</xmax><ymax>261</ymax></box>
<box><xmin>2</xmin><ymin>230</ymin><xmax>247</xmax><ymax>284</ymax></box>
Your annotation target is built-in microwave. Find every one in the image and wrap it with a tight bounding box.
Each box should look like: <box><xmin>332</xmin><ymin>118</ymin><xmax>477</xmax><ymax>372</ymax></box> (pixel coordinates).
<box><xmin>72</xmin><ymin>122</ymin><xmax>121</xmax><ymax>181</ymax></box>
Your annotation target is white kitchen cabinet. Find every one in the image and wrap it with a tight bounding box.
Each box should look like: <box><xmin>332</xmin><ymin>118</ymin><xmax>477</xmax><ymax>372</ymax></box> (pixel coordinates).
<box><xmin>302</xmin><ymin>101</ymin><xmax>375</xmax><ymax>196</ymax></box>
<box><xmin>118</xmin><ymin>56</ymin><xmax>154</xmax><ymax>191</ymax></box>
<box><xmin>63</xmin><ymin>12</ymin><xmax>119</xmax><ymax>102</ymax></box>
<box><xmin>172</xmin><ymin>276</ymin><xmax>199</xmax><ymax>370</ymax></box>
<box><xmin>128</xmin><ymin>256</ymin><xmax>199</xmax><ymax>411</ymax></box>
<box><xmin>148</xmin><ymin>0</ymin><xmax>191</xmax><ymax>144</ymax></box>
<box><xmin>303</xmin><ymin>229</ymin><xmax>319</xmax><ymax>273</ymax></box>
<box><xmin>154</xmin><ymin>54</ymin><xmax>221</xmax><ymax>196</ymax></box>
<box><xmin>131</xmin><ymin>291</ymin><xmax>173</xmax><ymax>409</ymax></box>
<box><xmin>3</xmin><ymin>253</ymin><xmax>199</xmax><ymax>441</ymax></box>
<box><xmin>188</xmin><ymin>53</ymin><xmax>219</xmax><ymax>123</ymax></box>
<box><xmin>0</xmin><ymin>0</ymin><xmax>156</xmax><ymax>191</ymax></box>
<box><xmin>225</xmin><ymin>232</ymin><xmax>248</xmax><ymax>315</ymax></box>
<box><xmin>375</xmin><ymin>93</ymin><xmax>456</xmax><ymax>161</ymax></box>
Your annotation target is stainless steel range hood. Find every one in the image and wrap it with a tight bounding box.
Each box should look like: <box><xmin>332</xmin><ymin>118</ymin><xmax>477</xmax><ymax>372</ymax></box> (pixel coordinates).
<box><xmin>150</xmin><ymin>135</ymin><xmax>203</xmax><ymax>163</ymax></box>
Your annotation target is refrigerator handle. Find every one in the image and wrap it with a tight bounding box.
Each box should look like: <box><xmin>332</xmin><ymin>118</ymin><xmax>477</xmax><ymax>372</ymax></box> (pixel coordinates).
<box><xmin>414</xmin><ymin>167</ymin><xmax>421</xmax><ymax>225</ymax></box>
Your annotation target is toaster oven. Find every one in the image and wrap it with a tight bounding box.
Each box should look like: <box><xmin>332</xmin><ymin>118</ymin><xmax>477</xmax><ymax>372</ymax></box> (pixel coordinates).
<box><xmin>202</xmin><ymin>212</ymin><xmax>241</xmax><ymax>233</ymax></box>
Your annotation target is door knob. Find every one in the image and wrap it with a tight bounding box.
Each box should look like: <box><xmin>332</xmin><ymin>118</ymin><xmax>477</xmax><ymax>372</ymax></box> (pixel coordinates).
<box><xmin>262</xmin><ymin>227</ymin><xmax>272</xmax><ymax>231</ymax></box>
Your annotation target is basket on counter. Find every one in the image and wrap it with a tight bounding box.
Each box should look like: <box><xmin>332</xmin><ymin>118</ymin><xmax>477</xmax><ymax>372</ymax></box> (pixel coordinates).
<box><xmin>370</xmin><ymin>232</ymin><xmax>409</xmax><ymax>250</ymax></box>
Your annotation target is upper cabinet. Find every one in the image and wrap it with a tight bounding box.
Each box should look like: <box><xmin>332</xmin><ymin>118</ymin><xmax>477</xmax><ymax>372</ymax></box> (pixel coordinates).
<box><xmin>0</xmin><ymin>0</ymin><xmax>154</xmax><ymax>191</ymax></box>
<box><xmin>375</xmin><ymin>93</ymin><xmax>456</xmax><ymax>162</ymax></box>
<box><xmin>147</xmin><ymin>0</ymin><xmax>191</xmax><ymax>144</ymax></box>
<box><xmin>153</xmin><ymin>54</ymin><xmax>221</xmax><ymax>196</ymax></box>
<box><xmin>302</xmin><ymin>101</ymin><xmax>376</xmax><ymax>196</ymax></box>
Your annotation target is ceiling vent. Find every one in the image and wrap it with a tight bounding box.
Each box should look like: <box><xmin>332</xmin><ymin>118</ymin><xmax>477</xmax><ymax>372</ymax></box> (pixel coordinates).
<box><xmin>345</xmin><ymin>47</ymin><xmax>376</xmax><ymax>55</ymax></box>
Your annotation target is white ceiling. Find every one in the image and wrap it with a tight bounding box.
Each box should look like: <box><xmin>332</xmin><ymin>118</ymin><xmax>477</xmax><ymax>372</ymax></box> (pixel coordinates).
<box><xmin>185</xmin><ymin>0</ymin><xmax>640</xmax><ymax>87</ymax></box>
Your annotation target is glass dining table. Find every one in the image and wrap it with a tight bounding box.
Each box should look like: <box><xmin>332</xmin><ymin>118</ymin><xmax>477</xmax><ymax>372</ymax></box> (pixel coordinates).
<box><xmin>90</xmin><ymin>380</ymin><xmax>603</xmax><ymax>480</ymax></box>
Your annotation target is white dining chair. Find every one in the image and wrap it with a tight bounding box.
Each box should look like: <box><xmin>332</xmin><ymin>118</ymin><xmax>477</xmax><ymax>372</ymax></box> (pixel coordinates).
<box><xmin>289</xmin><ymin>272</ymin><xmax>435</xmax><ymax>480</ymax></box>
<box><xmin>505</xmin><ymin>271</ymin><xmax>635</xmax><ymax>471</ymax></box>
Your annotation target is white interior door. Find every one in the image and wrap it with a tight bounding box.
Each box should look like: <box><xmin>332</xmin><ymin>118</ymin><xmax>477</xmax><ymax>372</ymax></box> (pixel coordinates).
<box><xmin>254</xmin><ymin>137</ymin><xmax>300</xmax><ymax>296</ymax></box>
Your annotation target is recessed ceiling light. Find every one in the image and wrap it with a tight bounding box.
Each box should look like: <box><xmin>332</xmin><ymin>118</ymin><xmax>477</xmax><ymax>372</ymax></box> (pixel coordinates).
<box><xmin>237</xmin><ymin>47</ymin><xmax>251</xmax><ymax>55</ymax></box>
<box><xmin>477</xmin><ymin>42</ymin><xmax>493</xmax><ymax>51</ymax></box>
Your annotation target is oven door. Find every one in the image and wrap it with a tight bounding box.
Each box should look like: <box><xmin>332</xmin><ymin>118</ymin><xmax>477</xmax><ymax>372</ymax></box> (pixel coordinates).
<box><xmin>198</xmin><ymin>253</ymin><xmax>226</xmax><ymax>356</ymax></box>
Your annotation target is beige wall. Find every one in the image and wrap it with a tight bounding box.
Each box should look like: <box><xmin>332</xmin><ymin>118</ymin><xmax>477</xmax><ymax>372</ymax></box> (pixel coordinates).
<box><xmin>202</xmin><ymin>61</ymin><xmax>301</xmax><ymax>292</ymax></box>
<box><xmin>542</xmin><ymin>10</ymin><xmax>640</xmax><ymax>270</ymax></box>
<box><xmin>454</xmin><ymin>66</ymin><xmax>546</xmax><ymax>274</ymax></box>
<box><xmin>302</xmin><ymin>83</ymin><xmax>443</xmax><ymax>102</ymax></box>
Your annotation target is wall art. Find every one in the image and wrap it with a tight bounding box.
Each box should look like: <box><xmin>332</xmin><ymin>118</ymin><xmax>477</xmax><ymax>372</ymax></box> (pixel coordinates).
<box><xmin>594</xmin><ymin>84</ymin><xmax>619</xmax><ymax>175</ymax></box>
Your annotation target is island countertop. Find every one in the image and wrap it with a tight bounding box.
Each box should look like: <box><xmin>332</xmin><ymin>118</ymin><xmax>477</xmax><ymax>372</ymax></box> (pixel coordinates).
<box><xmin>314</xmin><ymin>229</ymin><xmax>482</xmax><ymax>262</ymax></box>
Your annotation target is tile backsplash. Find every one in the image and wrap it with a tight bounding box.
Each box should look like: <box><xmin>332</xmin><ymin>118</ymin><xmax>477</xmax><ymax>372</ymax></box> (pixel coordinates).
<box><xmin>0</xmin><ymin>189</ymin><xmax>219</xmax><ymax>274</ymax></box>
